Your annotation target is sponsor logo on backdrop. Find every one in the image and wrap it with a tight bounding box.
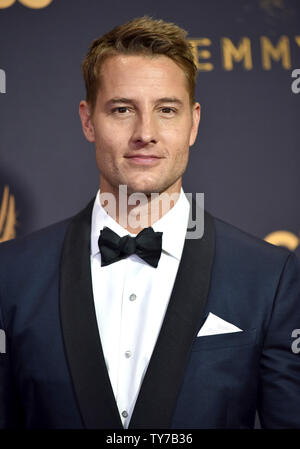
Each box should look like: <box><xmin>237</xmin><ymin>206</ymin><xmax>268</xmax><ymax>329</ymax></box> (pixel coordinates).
<box><xmin>264</xmin><ymin>230</ymin><xmax>300</xmax><ymax>251</ymax></box>
<box><xmin>0</xmin><ymin>185</ymin><xmax>17</xmax><ymax>243</ymax></box>
<box><xmin>188</xmin><ymin>35</ymin><xmax>300</xmax><ymax>71</ymax></box>
<box><xmin>0</xmin><ymin>68</ymin><xmax>5</xmax><ymax>94</ymax></box>
<box><xmin>0</xmin><ymin>0</ymin><xmax>52</xmax><ymax>8</ymax></box>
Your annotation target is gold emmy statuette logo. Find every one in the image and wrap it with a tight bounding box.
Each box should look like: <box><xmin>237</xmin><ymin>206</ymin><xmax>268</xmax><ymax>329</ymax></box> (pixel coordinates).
<box><xmin>264</xmin><ymin>230</ymin><xmax>300</xmax><ymax>251</ymax></box>
<box><xmin>0</xmin><ymin>0</ymin><xmax>52</xmax><ymax>8</ymax></box>
<box><xmin>0</xmin><ymin>185</ymin><xmax>16</xmax><ymax>243</ymax></box>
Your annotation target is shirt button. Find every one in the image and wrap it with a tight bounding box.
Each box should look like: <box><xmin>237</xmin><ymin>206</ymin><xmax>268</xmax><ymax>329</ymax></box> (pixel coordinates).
<box><xmin>125</xmin><ymin>350</ymin><xmax>132</xmax><ymax>358</ymax></box>
<box><xmin>122</xmin><ymin>411</ymin><xmax>128</xmax><ymax>418</ymax></box>
<box><xmin>129</xmin><ymin>293</ymin><xmax>137</xmax><ymax>301</ymax></box>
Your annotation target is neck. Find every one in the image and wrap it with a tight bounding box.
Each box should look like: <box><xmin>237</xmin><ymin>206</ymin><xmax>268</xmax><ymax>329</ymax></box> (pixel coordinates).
<box><xmin>99</xmin><ymin>181</ymin><xmax>182</xmax><ymax>234</ymax></box>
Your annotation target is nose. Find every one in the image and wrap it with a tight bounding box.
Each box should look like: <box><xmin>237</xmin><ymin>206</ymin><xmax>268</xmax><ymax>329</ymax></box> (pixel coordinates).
<box><xmin>131</xmin><ymin>112</ymin><xmax>157</xmax><ymax>147</ymax></box>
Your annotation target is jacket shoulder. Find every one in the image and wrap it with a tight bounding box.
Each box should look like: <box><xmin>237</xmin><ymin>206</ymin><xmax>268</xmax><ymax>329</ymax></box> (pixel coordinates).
<box><xmin>0</xmin><ymin>218</ymin><xmax>71</xmax><ymax>267</ymax></box>
<box><xmin>211</xmin><ymin>213</ymin><xmax>293</xmax><ymax>269</ymax></box>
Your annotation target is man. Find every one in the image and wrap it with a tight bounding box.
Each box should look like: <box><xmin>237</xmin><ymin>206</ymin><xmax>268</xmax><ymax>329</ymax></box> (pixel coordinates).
<box><xmin>0</xmin><ymin>16</ymin><xmax>300</xmax><ymax>429</ymax></box>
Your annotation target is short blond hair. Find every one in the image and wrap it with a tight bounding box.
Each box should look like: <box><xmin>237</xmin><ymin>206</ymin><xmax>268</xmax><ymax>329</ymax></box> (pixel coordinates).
<box><xmin>81</xmin><ymin>16</ymin><xmax>197</xmax><ymax>112</ymax></box>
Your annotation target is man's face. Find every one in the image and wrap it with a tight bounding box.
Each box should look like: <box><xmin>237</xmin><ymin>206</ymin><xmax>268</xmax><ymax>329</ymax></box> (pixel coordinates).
<box><xmin>79</xmin><ymin>54</ymin><xmax>200</xmax><ymax>197</ymax></box>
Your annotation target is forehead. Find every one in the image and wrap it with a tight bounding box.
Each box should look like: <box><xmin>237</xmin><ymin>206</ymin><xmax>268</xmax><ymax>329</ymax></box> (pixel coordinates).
<box><xmin>97</xmin><ymin>54</ymin><xmax>189</xmax><ymax>100</ymax></box>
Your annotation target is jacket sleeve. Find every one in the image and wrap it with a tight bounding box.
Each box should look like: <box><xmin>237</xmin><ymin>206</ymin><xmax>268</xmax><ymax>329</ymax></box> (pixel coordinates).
<box><xmin>257</xmin><ymin>252</ymin><xmax>300</xmax><ymax>428</ymax></box>
<box><xmin>0</xmin><ymin>292</ymin><xmax>25</xmax><ymax>428</ymax></box>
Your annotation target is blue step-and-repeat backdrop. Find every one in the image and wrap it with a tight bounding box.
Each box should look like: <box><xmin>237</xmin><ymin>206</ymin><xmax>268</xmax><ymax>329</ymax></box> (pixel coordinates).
<box><xmin>1</xmin><ymin>0</ymin><xmax>300</xmax><ymax>259</ymax></box>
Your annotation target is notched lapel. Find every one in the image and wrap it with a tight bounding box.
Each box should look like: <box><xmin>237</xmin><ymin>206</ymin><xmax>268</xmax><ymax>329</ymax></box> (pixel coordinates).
<box><xmin>59</xmin><ymin>199</ymin><xmax>123</xmax><ymax>429</ymax></box>
<box><xmin>129</xmin><ymin>198</ymin><xmax>215</xmax><ymax>429</ymax></box>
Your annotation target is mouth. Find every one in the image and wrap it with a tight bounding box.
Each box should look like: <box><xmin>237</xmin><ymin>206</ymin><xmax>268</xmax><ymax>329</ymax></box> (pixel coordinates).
<box><xmin>124</xmin><ymin>154</ymin><xmax>164</xmax><ymax>165</ymax></box>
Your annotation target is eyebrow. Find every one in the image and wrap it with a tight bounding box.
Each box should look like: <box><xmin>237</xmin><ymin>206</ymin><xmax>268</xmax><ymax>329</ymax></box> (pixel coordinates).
<box><xmin>105</xmin><ymin>97</ymin><xmax>184</xmax><ymax>107</ymax></box>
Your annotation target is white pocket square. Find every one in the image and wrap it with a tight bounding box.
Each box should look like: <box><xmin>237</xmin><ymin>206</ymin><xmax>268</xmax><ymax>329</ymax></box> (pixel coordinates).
<box><xmin>197</xmin><ymin>312</ymin><xmax>243</xmax><ymax>337</ymax></box>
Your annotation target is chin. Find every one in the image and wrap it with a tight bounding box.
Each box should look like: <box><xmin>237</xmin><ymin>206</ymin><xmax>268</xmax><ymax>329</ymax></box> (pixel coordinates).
<box><xmin>122</xmin><ymin>181</ymin><xmax>158</xmax><ymax>195</ymax></box>
<box><xmin>130</xmin><ymin>181</ymin><xmax>171</xmax><ymax>194</ymax></box>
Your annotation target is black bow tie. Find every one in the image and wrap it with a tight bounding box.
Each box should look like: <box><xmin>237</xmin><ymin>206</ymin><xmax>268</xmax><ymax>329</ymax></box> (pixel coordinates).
<box><xmin>98</xmin><ymin>226</ymin><xmax>163</xmax><ymax>268</ymax></box>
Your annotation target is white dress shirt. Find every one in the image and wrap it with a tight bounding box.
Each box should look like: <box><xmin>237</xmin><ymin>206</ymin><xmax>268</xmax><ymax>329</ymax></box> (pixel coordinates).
<box><xmin>90</xmin><ymin>187</ymin><xmax>190</xmax><ymax>428</ymax></box>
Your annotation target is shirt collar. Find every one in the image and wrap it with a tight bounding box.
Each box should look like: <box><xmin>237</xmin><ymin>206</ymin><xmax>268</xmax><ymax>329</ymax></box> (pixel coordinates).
<box><xmin>90</xmin><ymin>187</ymin><xmax>190</xmax><ymax>261</ymax></box>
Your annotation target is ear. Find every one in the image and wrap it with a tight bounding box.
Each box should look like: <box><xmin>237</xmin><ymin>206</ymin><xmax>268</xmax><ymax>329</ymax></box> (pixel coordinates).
<box><xmin>189</xmin><ymin>102</ymin><xmax>201</xmax><ymax>147</ymax></box>
<box><xmin>79</xmin><ymin>100</ymin><xmax>95</xmax><ymax>142</ymax></box>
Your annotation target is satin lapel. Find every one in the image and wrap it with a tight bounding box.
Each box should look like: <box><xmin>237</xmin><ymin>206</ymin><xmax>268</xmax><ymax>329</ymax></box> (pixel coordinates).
<box><xmin>59</xmin><ymin>199</ymin><xmax>123</xmax><ymax>429</ymax></box>
<box><xmin>129</xmin><ymin>199</ymin><xmax>216</xmax><ymax>429</ymax></box>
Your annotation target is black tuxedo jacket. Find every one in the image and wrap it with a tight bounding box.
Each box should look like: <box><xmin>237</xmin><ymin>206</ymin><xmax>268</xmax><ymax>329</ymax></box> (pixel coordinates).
<box><xmin>0</xmin><ymin>197</ymin><xmax>300</xmax><ymax>429</ymax></box>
